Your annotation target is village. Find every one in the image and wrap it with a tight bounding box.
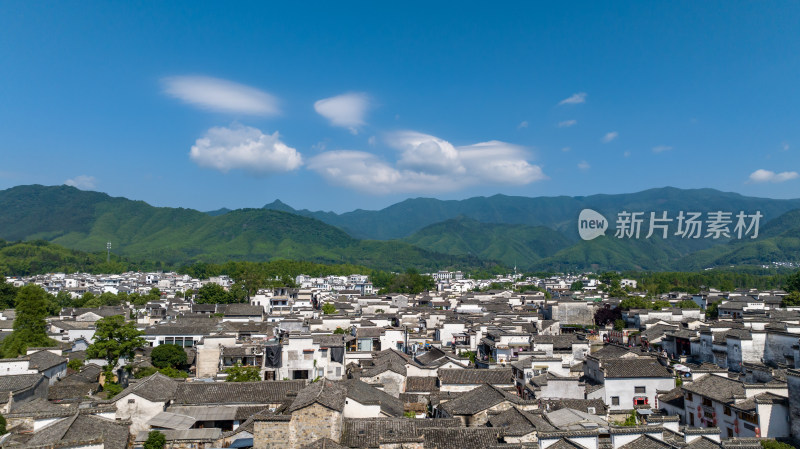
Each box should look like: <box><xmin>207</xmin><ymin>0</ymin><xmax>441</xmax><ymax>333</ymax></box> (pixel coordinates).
<box><xmin>0</xmin><ymin>270</ymin><xmax>798</xmax><ymax>449</ymax></box>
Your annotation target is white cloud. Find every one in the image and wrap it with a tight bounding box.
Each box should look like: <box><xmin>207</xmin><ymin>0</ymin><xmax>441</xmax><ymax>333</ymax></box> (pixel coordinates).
<box><xmin>602</xmin><ymin>131</ymin><xmax>618</xmax><ymax>143</ymax></box>
<box><xmin>64</xmin><ymin>175</ymin><xmax>97</xmax><ymax>190</ymax></box>
<box><xmin>368</xmin><ymin>136</ymin><xmax>377</xmax><ymax>147</ymax></box>
<box><xmin>561</xmin><ymin>147</ymin><xmax>571</xmax><ymax>152</ymax></box>
<box><xmin>518</xmin><ymin>120</ymin><xmax>529</xmax><ymax>129</ymax></box>
<box><xmin>558</xmin><ymin>119</ymin><xmax>577</xmax><ymax>128</ymax></box>
<box><xmin>190</xmin><ymin>124</ymin><xmax>303</xmax><ymax>175</ymax></box>
<box><xmin>652</xmin><ymin>145</ymin><xmax>672</xmax><ymax>153</ymax></box>
<box><xmin>314</xmin><ymin>92</ymin><xmax>369</xmax><ymax>134</ymax></box>
<box><xmin>578</xmin><ymin>161</ymin><xmax>590</xmax><ymax>170</ymax></box>
<box><xmin>558</xmin><ymin>92</ymin><xmax>587</xmax><ymax>105</ymax></box>
<box><xmin>307</xmin><ymin>131</ymin><xmax>546</xmax><ymax>194</ymax></box>
<box><xmin>748</xmin><ymin>169</ymin><xmax>799</xmax><ymax>184</ymax></box>
<box><xmin>623</xmin><ymin>151</ymin><xmax>631</xmax><ymax>158</ymax></box>
<box><xmin>388</xmin><ymin>131</ymin><xmax>464</xmax><ymax>175</ymax></box>
<box><xmin>162</xmin><ymin>76</ymin><xmax>280</xmax><ymax>116</ymax></box>
<box><xmin>782</xmin><ymin>142</ymin><xmax>790</xmax><ymax>151</ymax></box>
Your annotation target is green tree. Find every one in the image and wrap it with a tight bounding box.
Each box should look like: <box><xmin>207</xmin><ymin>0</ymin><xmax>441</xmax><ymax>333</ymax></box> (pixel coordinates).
<box><xmin>143</xmin><ymin>430</ymin><xmax>166</xmax><ymax>449</ymax></box>
<box><xmin>1</xmin><ymin>284</ymin><xmax>58</xmax><ymax>357</ymax></box>
<box><xmin>651</xmin><ymin>300</ymin><xmax>671</xmax><ymax>310</ymax></box>
<box><xmin>706</xmin><ymin>300</ymin><xmax>721</xmax><ymax>319</ymax></box>
<box><xmin>195</xmin><ymin>283</ymin><xmax>233</xmax><ymax>304</ymax></box>
<box><xmin>332</xmin><ymin>327</ymin><xmax>347</xmax><ymax>334</ymax></box>
<box><xmin>151</xmin><ymin>344</ymin><xmax>187</xmax><ymax>369</ymax></box>
<box><xmin>677</xmin><ymin>299</ymin><xmax>700</xmax><ymax>309</ymax></box>
<box><xmin>570</xmin><ymin>280</ymin><xmax>584</xmax><ymax>291</ymax></box>
<box><xmin>103</xmin><ymin>382</ymin><xmax>123</xmax><ymax>398</ymax></box>
<box><xmin>0</xmin><ymin>278</ymin><xmax>18</xmax><ymax>310</ymax></box>
<box><xmin>0</xmin><ymin>413</ymin><xmax>6</xmax><ymax>435</ymax></box>
<box><xmin>618</xmin><ymin>296</ymin><xmax>651</xmax><ymax>310</ymax></box>
<box><xmin>618</xmin><ymin>410</ymin><xmax>637</xmax><ymax>426</ymax></box>
<box><xmin>75</xmin><ymin>291</ymin><xmax>96</xmax><ymax>308</ymax></box>
<box><xmin>781</xmin><ymin>291</ymin><xmax>800</xmax><ymax>308</ymax></box>
<box><xmin>377</xmin><ymin>269</ymin><xmax>435</xmax><ymax>294</ymax></box>
<box><xmin>784</xmin><ymin>270</ymin><xmax>800</xmax><ymax>293</ymax></box>
<box><xmin>223</xmin><ymin>363</ymin><xmax>261</xmax><ymax>382</ymax></box>
<box><xmin>760</xmin><ymin>441</ymin><xmax>795</xmax><ymax>449</ymax></box>
<box><xmin>613</xmin><ymin>319</ymin><xmax>626</xmax><ymax>331</ymax></box>
<box><xmin>67</xmin><ymin>359</ymin><xmax>84</xmax><ymax>371</ymax></box>
<box><xmin>87</xmin><ymin>315</ymin><xmax>145</xmax><ymax>368</ymax></box>
<box><xmin>322</xmin><ymin>303</ymin><xmax>337</xmax><ymax>315</ymax></box>
<box><xmin>54</xmin><ymin>290</ymin><xmax>74</xmax><ymax>308</ymax></box>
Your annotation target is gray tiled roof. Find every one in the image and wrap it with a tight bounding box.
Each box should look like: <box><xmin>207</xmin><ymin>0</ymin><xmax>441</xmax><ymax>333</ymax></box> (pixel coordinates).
<box><xmin>419</xmin><ymin>427</ymin><xmax>503</xmax><ymax>449</ymax></box>
<box><xmin>0</xmin><ymin>373</ymin><xmax>43</xmax><ymax>403</ymax></box>
<box><xmin>289</xmin><ymin>379</ymin><xmax>346</xmax><ymax>412</ymax></box>
<box><xmin>174</xmin><ymin>380</ymin><xmax>306</xmax><ymax>405</ymax></box>
<box><xmin>113</xmin><ymin>372</ymin><xmax>177</xmax><ymax>403</ymax></box>
<box><xmin>540</xmin><ymin>438</ymin><xmax>591</xmax><ymax>449</ymax></box>
<box><xmin>438</xmin><ymin>368</ymin><xmax>512</xmax><ymax>385</ymax></box>
<box><xmin>682</xmin><ymin>374</ymin><xmax>744</xmax><ymax>404</ymax></box>
<box><xmin>618</xmin><ymin>435</ymin><xmax>673</xmax><ymax>449</ymax></box>
<box><xmin>602</xmin><ymin>359</ymin><xmax>671</xmax><ymax>378</ymax></box>
<box><xmin>339</xmin><ymin>417</ymin><xmax>470</xmax><ymax>448</ymax></box>
<box><xmin>28</xmin><ymin>350</ymin><xmax>67</xmax><ymax>372</ymax></box>
<box><xmin>405</xmin><ymin>376</ymin><xmax>439</xmax><ymax>393</ymax></box>
<box><xmin>23</xmin><ymin>413</ymin><xmax>130</xmax><ymax>449</ymax></box>
<box><xmin>342</xmin><ymin>379</ymin><xmax>404</xmax><ymax>417</ymax></box>
<box><xmin>488</xmin><ymin>406</ymin><xmax>556</xmax><ymax>436</ymax></box>
<box><xmin>438</xmin><ymin>384</ymin><xmax>527</xmax><ymax>416</ymax></box>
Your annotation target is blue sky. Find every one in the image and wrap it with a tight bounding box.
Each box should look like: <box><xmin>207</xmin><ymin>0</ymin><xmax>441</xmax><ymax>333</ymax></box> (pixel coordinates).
<box><xmin>1</xmin><ymin>1</ymin><xmax>799</xmax><ymax>212</ymax></box>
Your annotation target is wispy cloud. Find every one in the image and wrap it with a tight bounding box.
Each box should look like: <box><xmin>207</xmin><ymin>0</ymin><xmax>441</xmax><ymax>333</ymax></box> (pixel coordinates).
<box><xmin>162</xmin><ymin>76</ymin><xmax>280</xmax><ymax>116</ymax></box>
<box><xmin>64</xmin><ymin>175</ymin><xmax>97</xmax><ymax>190</ymax></box>
<box><xmin>782</xmin><ymin>142</ymin><xmax>790</xmax><ymax>151</ymax></box>
<box><xmin>314</xmin><ymin>92</ymin><xmax>370</xmax><ymax>134</ymax></box>
<box><xmin>623</xmin><ymin>151</ymin><xmax>631</xmax><ymax>158</ymax></box>
<box><xmin>558</xmin><ymin>92</ymin><xmax>587</xmax><ymax>105</ymax></box>
<box><xmin>602</xmin><ymin>131</ymin><xmax>618</xmax><ymax>143</ymax></box>
<box><xmin>190</xmin><ymin>124</ymin><xmax>303</xmax><ymax>175</ymax></box>
<box><xmin>558</xmin><ymin>119</ymin><xmax>577</xmax><ymax>128</ymax></box>
<box><xmin>748</xmin><ymin>169</ymin><xmax>799</xmax><ymax>184</ymax></box>
<box><xmin>307</xmin><ymin>131</ymin><xmax>546</xmax><ymax>194</ymax></box>
<box><xmin>518</xmin><ymin>120</ymin><xmax>529</xmax><ymax>129</ymax></box>
<box><xmin>652</xmin><ymin>145</ymin><xmax>672</xmax><ymax>153</ymax></box>
<box><xmin>561</xmin><ymin>147</ymin><xmax>571</xmax><ymax>152</ymax></box>
<box><xmin>578</xmin><ymin>161</ymin><xmax>590</xmax><ymax>170</ymax></box>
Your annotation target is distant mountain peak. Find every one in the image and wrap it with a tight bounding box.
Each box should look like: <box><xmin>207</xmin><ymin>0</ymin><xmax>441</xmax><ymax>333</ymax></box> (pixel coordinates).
<box><xmin>263</xmin><ymin>199</ymin><xmax>296</xmax><ymax>212</ymax></box>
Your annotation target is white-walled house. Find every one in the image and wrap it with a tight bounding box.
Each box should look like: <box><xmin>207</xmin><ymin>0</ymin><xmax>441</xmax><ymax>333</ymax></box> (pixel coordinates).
<box><xmin>584</xmin><ymin>356</ymin><xmax>674</xmax><ymax>412</ymax></box>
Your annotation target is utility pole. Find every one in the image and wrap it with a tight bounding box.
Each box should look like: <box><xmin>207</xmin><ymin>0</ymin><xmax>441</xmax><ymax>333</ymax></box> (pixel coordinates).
<box><xmin>106</xmin><ymin>242</ymin><xmax>111</xmax><ymax>263</ymax></box>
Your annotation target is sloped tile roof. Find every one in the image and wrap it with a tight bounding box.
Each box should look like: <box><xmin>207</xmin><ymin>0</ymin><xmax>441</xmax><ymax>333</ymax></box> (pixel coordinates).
<box><xmin>438</xmin><ymin>368</ymin><xmax>512</xmax><ymax>385</ymax></box>
<box><xmin>113</xmin><ymin>372</ymin><xmax>177</xmax><ymax>403</ymax></box>
<box><xmin>24</xmin><ymin>413</ymin><xmax>130</xmax><ymax>449</ymax></box>
<box><xmin>602</xmin><ymin>359</ymin><xmax>671</xmax><ymax>378</ymax></box>
<box><xmin>289</xmin><ymin>379</ymin><xmax>346</xmax><ymax>413</ymax></box>
<box><xmin>174</xmin><ymin>380</ymin><xmax>306</xmax><ymax>405</ymax></box>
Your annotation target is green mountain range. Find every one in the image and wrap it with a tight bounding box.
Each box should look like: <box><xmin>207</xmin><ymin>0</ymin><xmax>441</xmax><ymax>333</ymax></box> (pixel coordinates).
<box><xmin>402</xmin><ymin>217</ymin><xmax>571</xmax><ymax>268</ymax></box>
<box><xmin>3</xmin><ymin>184</ymin><xmax>800</xmax><ymax>272</ymax></box>
<box><xmin>262</xmin><ymin>187</ymin><xmax>800</xmax><ymax>240</ymax></box>
<box><xmin>0</xmin><ymin>185</ymin><xmax>490</xmax><ymax>272</ymax></box>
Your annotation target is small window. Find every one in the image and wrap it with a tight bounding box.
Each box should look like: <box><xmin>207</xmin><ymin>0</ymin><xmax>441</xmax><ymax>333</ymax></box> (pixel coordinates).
<box><xmin>128</xmin><ymin>399</ymin><xmax>135</xmax><ymax>403</ymax></box>
<box><xmin>612</xmin><ymin>396</ymin><xmax>620</xmax><ymax>406</ymax></box>
<box><xmin>724</xmin><ymin>406</ymin><xmax>731</xmax><ymax>416</ymax></box>
<box><xmin>686</xmin><ymin>392</ymin><xmax>693</xmax><ymax>401</ymax></box>
<box><xmin>702</xmin><ymin>397</ymin><xmax>713</xmax><ymax>407</ymax></box>
<box><xmin>634</xmin><ymin>386</ymin><xmax>646</xmax><ymax>394</ymax></box>
<box><xmin>587</xmin><ymin>407</ymin><xmax>596</xmax><ymax>414</ymax></box>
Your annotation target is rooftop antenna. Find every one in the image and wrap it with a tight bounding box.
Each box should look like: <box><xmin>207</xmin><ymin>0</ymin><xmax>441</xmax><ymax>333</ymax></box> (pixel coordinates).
<box><xmin>106</xmin><ymin>242</ymin><xmax>111</xmax><ymax>263</ymax></box>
